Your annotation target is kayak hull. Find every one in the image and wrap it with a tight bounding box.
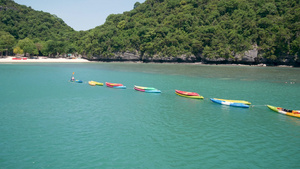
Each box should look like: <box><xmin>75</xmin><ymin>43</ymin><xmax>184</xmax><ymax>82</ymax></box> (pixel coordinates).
<box><xmin>267</xmin><ymin>105</ymin><xmax>300</xmax><ymax>118</ymax></box>
<box><xmin>106</xmin><ymin>82</ymin><xmax>126</xmax><ymax>89</ymax></box>
<box><xmin>175</xmin><ymin>90</ymin><xmax>200</xmax><ymax>96</ymax></box>
<box><xmin>89</xmin><ymin>81</ymin><xmax>103</xmax><ymax>86</ymax></box>
<box><xmin>134</xmin><ymin>85</ymin><xmax>157</xmax><ymax>90</ymax></box>
<box><xmin>175</xmin><ymin>92</ymin><xmax>204</xmax><ymax>99</ymax></box>
<box><xmin>106</xmin><ymin>82</ymin><xmax>123</xmax><ymax>86</ymax></box>
<box><xmin>70</xmin><ymin>80</ymin><xmax>83</xmax><ymax>83</ymax></box>
<box><xmin>134</xmin><ymin>85</ymin><xmax>161</xmax><ymax>93</ymax></box>
<box><xmin>210</xmin><ymin>98</ymin><xmax>249</xmax><ymax>108</ymax></box>
<box><xmin>214</xmin><ymin>98</ymin><xmax>251</xmax><ymax>105</ymax></box>
<box><xmin>134</xmin><ymin>87</ymin><xmax>161</xmax><ymax>93</ymax></box>
<box><xmin>89</xmin><ymin>81</ymin><xmax>96</xmax><ymax>86</ymax></box>
<box><xmin>113</xmin><ymin>85</ymin><xmax>126</xmax><ymax>89</ymax></box>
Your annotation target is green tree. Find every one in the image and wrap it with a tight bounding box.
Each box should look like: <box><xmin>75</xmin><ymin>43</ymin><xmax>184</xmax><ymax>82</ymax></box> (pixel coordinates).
<box><xmin>17</xmin><ymin>38</ymin><xmax>37</xmax><ymax>56</ymax></box>
<box><xmin>0</xmin><ymin>31</ymin><xmax>15</xmax><ymax>57</ymax></box>
<box><xmin>13</xmin><ymin>46</ymin><xmax>24</xmax><ymax>55</ymax></box>
<box><xmin>134</xmin><ymin>2</ymin><xmax>141</xmax><ymax>9</ymax></box>
<box><xmin>35</xmin><ymin>42</ymin><xmax>43</xmax><ymax>56</ymax></box>
<box><xmin>117</xmin><ymin>20</ymin><xmax>127</xmax><ymax>30</ymax></box>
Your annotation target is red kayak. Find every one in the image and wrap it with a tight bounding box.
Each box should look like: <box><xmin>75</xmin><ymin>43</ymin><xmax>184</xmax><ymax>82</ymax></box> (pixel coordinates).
<box><xmin>175</xmin><ymin>90</ymin><xmax>199</xmax><ymax>96</ymax></box>
<box><xmin>134</xmin><ymin>87</ymin><xmax>145</xmax><ymax>92</ymax></box>
<box><xmin>106</xmin><ymin>82</ymin><xmax>123</xmax><ymax>87</ymax></box>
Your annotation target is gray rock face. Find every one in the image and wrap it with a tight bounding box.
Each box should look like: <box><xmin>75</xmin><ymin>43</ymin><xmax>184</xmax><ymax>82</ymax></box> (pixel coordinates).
<box><xmin>87</xmin><ymin>49</ymin><xmax>299</xmax><ymax>66</ymax></box>
<box><xmin>114</xmin><ymin>52</ymin><xmax>140</xmax><ymax>61</ymax></box>
<box><xmin>242</xmin><ymin>48</ymin><xmax>258</xmax><ymax>62</ymax></box>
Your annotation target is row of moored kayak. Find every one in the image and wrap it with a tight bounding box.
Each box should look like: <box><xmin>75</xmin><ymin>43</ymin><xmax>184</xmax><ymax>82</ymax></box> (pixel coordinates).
<box><xmin>71</xmin><ymin>79</ymin><xmax>300</xmax><ymax>118</ymax></box>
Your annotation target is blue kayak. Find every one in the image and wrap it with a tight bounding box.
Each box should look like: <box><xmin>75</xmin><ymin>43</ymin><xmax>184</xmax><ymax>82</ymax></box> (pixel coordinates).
<box><xmin>134</xmin><ymin>86</ymin><xmax>161</xmax><ymax>93</ymax></box>
<box><xmin>70</xmin><ymin>80</ymin><xmax>83</xmax><ymax>83</ymax></box>
<box><xmin>210</xmin><ymin>98</ymin><xmax>249</xmax><ymax>108</ymax></box>
<box><xmin>144</xmin><ymin>89</ymin><xmax>161</xmax><ymax>93</ymax></box>
<box><xmin>113</xmin><ymin>85</ymin><xmax>126</xmax><ymax>89</ymax></box>
<box><xmin>75</xmin><ymin>80</ymin><xmax>83</xmax><ymax>83</ymax></box>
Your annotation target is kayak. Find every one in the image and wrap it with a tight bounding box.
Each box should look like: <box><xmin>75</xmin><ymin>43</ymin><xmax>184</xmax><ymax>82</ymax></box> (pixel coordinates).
<box><xmin>88</xmin><ymin>81</ymin><xmax>96</xmax><ymax>86</ymax></box>
<box><xmin>70</xmin><ymin>80</ymin><xmax>83</xmax><ymax>83</ymax></box>
<box><xmin>210</xmin><ymin>98</ymin><xmax>249</xmax><ymax>108</ymax></box>
<box><xmin>175</xmin><ymin>92</ymin><xmax>204</xmax><ymax>99</ymax></box>
<box><xmin>134</xmin><ymin>85</ymin><xmax>157</xmax><ymax>90</ymax></box>
<box><xmin>134</xmin><ymin>87</ymin><xmax>161</xmax><ymax>93</ymax></box>
<box><xmin>106</xmin><ymin>82</ymin><xmax>126</xmax><ymax>89</ymax></box>
<box><xmin>134</xmin><ymin>85</ymin><xmax>161</xmax><ymax>93</ymax></box>
<box><xmin>267</xmin><ymin>105</ymin><xmax>300</xmax><ymax>118</ymax></box>
<box><xmin>106</xmin><ymin>82</ymin><xmax>123</xmax><ymax>86</ymax></box>
<box><xmin>113</xmin><ymin>85</ymin><xmax>127</xmax><ymax>89</ymax></box>
<box><xmin>175</xmin><ymin>90</ymin><xmax>204</xmax><ymax>99</ymax></box>
<box><xmin>88</xmin><ymin>81</ymin><xmax>103</xmax><ymax>86</ymax></box>
<box><xmin>213</xmin><ymin>98</ymin><xmax>251</xmax><ymax>105</ymax></box>
<box><xmin>175</xmin><ymin>90</ymin><xmax>200</xmax><ymax>96</ymax></box>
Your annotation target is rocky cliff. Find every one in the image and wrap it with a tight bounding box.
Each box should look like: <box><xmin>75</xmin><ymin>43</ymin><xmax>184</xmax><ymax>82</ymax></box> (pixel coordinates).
<box><xmin>87</xmin><ymin>49</ymin><xmax>300</xmax><ymax>67</ymax></box>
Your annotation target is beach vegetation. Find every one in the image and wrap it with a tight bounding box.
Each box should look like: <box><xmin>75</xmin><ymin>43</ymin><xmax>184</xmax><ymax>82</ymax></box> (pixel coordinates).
<box><xmin>16</xmin><ymin>38</ymin><xmax>38</xmax><ymax>56</ymax></box>
<box><xmin>0</xmin><ymin>31</ymin><xmax>15</xmax><ymax>56</ymax></box>
<box><xmin>0</xmin><ymin>0</ymin><xmax>77</xmax><ymax>57</ymax></box>
<box><xmin>13</xmin><ymin>46</ymin><xmax>23</xmax><ymax>55</ymax></box>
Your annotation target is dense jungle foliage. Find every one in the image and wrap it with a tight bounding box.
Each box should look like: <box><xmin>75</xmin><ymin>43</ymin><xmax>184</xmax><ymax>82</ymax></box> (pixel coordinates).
<box><xmin>0</xmin><ymin>0</ymin><xmax>78</xmax><ymax>56</ymax></box>
<box><xmin>0</xmin><ymin>0</ymin><xmax>299</xmax><ymax>61</ymax></box>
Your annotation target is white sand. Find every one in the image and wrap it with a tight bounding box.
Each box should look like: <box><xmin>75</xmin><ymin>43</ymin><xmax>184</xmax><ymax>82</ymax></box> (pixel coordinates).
<box><xmin>0</xmin><ymin>56</ymin><xmax>90</xmax><ymax>63</ymax></box>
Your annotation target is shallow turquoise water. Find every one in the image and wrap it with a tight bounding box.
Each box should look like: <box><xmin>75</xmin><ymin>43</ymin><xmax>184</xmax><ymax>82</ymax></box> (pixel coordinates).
<box><xmin>0</xmin><ymin>63</ymin><xmax>300</xmax><ymax>169</ymax></box>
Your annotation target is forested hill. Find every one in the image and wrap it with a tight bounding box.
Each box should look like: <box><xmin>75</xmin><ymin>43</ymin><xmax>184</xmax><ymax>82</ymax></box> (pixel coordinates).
<box><xmin>0</xmin><ymin>0</ymin><xmax>74</xmax><ymax>40</ymax></box>
<box><xmin>79</xmin><ymin>0</ymin><xmax>299</xmax><ymax>64</ymax></box>
<box><xmin>0</xmin><ymin>0</ymin><xmax>79</xmax><ymax>56</ymax></box>
<box><xmin>1</xmin><ymin>0</ymin><xmax>299</xmax><ymax>65</ymax></box>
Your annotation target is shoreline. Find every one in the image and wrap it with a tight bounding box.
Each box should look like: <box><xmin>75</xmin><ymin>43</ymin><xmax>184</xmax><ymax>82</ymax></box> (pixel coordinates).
<box><xmin>90</xmin><ymin>60</ymin><xmax>297</xmax><ymax>68</ymax></box>
<box><xmin>0</xmin><ymin>56</ymin><xmax>90</xmax><ymax>63</ymax></box>
<box><xmin>0</xmin><ymin>56</ymin><xmax>296</xmax><ymax>68</ymax></box>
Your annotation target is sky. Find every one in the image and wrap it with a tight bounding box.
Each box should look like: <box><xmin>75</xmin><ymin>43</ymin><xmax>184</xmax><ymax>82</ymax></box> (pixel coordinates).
<box><xmin>13</xmin><ymin>0</ymin><xmax>146</xmax><ymax>31</ymax></box>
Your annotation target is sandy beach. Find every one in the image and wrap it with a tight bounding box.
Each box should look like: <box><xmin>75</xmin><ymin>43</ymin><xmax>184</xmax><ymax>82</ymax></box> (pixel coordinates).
<box><xmin>0</xmin><ymin>56</ymin><xmax>90</xmax><ymax>63</ymax></box>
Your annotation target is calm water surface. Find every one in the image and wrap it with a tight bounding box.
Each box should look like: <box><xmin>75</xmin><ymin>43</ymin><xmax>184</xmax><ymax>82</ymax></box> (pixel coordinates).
<box><xmin>0</xmin><ymin>63</ymin><xmax>299</xmax><ymax>169</ymax></box>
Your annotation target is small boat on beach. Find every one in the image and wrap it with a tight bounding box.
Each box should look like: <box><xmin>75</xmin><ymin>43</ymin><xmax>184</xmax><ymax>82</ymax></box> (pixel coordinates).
<box><xmin>210</xmin><ymin>98</ymin><xmax>249</xmax><ymax>108</ymax></box>
<box><xmin>175</xmin><ymin>90</ymin><xmax>204</xmax><ymax>99</ymax></box>
<box><xmin>106</xmin><ymin>82</ymin><xmax>126</xmax><ymax>89</ymax></box>
<box><xmin>88</xmin><ymin>81</ymin><xmax>103</xmax><ymax>86</ymax></box>
<box><xmin>134</xmin><ymin>85</ymin><xmax>161</xmax><ymax>93</ymax></box>
<box><xmin>267</xmin><ymin>105</ymin><xmax>300</xmax><ymax>118</ymax></box>
<box><xmin>12</xmin><ymin>57</ymin><xmax>27</xmax><ymax>60</ymax></box>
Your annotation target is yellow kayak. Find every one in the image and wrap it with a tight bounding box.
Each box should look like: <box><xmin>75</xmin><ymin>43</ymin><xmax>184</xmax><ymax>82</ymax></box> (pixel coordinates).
<box><xmin>267</xmin><ymin>105</ymin><xmax>300</xmax><ymax>118</ymax></box>
<box><xmin>88</xmin><ymin>81</ymin><xmax>103</xmax><ymax>86</ymax></box>
<box><xmin>213</xmin><ymin>98</ymin><xmax>251</xmax><ymax>105</ymax></box>
<box><xmin>175</xmin><ymin>92</ymin><xmax>204</xmax><ymax>99</ymax></box>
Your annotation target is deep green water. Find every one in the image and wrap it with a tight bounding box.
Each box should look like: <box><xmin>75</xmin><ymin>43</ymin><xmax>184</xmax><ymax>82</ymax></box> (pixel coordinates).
<box><xmin>0</xmin><ymin>63</ymin><xmax>299</xmax><ymax>169</ymax></box>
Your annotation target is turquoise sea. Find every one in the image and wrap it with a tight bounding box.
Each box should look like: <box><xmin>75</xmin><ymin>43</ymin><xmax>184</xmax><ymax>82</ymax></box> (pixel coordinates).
<box><xmin>0</xmin><ymin>63</ymin><xmax>300</xmax><ymax>169</ymax></box>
